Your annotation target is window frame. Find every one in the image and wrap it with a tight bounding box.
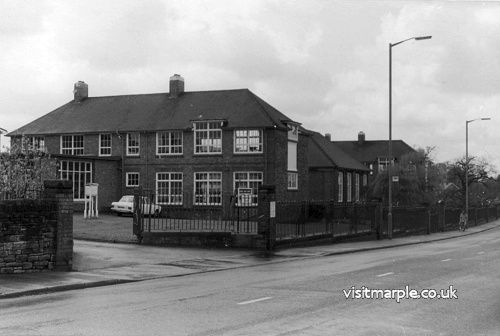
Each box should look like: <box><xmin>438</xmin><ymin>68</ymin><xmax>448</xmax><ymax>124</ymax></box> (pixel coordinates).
<box><xmin>233</xmin><ymin>129</ymin><xmax>263</xmax><ymax>154</ymax></box>
<box><xmin>287</xmin><ymin>172</ymin><xmax>298</xmax><ymax>190</ymax></box>
<box><xmin>347</xmin><ymin>172</ymin><xmax>352</xmax><ymax>202</ymax></box>
<box><xmin>59</xmin><ymin>160</ymin><xmax>92</xmax><ymax>201</ymax></box>
<box><xmin>126</xmin><ymin>172</ymin><xmax>140</xmax><ymax>187</ymax></box>
<box><xmin>338</xmin><ymin>172</ymin><xmax>344</xmax><ymax>202</ymax></box>
<box><xmin>355</xmin><ymin>173</ymin><xmax>360</xmax><ymax>202</ymax></box>
<box><xmin>194</xmin><ymin>172</ymin><xmax>223</xmax><ymax>206</ymax></box>
<box><xmin>60</xmin><ymin>135</ymin><xmax>84</xmax><ymax>155</ymax></box>
<box><xmin>156</xmin><ymin>131</ymin><xmax>183</xmax><ymax>156</ymax></box>
<box><xmin>233</xmin><ymin>171</ymin><xmax>263</xmax><ymax>206</ymax></box>
<box><xmin>126</xmin><ymin>133</ymin><xmax>140</xmax><ymax>157</ymax></box>
<box><xmin>156</xmin><ymin>172</ymin><xmax>183</xmax><ymax>205</ymax></box>
<box><xmin>193</xmin><ymin>121</ymin><xmax>223</xmax><ymax>155</ymax></box>
<box><xmin>99</xmin><ymin>133</ymin><xmax>112</xmax><ymax>157</ymax></box>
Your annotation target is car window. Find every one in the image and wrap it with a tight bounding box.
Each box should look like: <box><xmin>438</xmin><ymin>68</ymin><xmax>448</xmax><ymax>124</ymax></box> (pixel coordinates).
<box><xmin>119</xmin><ymin>196</ymin><xmax>134</xmax><ymax>203</ymax></box>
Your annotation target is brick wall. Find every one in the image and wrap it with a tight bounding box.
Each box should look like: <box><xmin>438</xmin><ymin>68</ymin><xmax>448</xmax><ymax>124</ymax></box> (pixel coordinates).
<box><xmin>0</xmin><ymin>180</ymin><xmax>73</xmax><ymax>273</ymax></box>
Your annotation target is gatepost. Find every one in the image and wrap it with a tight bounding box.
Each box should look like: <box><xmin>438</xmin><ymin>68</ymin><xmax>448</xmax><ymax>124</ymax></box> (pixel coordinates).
<box><xmin>257</xmin><ymin>185</ymin><xmax>276</xmax><ymax>251</ymax></box>
<box><xmin>43</xmin><ymin>180</ymin><xmax>73</xmax><ymax>271</ymax></box>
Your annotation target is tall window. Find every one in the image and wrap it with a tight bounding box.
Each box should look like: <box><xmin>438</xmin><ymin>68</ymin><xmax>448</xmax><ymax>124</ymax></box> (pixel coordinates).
<box><xmin>127</xmin><ymin>133</ymin><xmax>140</xmax><ymax>156</ymax></box>
<box><xmin>338</xmin><ymin>172</ymin><xmax>343</xmax><ymax>202</ymax></box>
<box><xmin>234</xmin><ymin>172</ymin><xmax>263</xmax><ymax>206</ymax></box>
<box><xmin>156</xmin><ymin>173</ymin><xmax>183</xmax><ymax>205</ymax></box>
<box><xmin>363</xmin><ymin>174</ymin><xmax>368</xmax><ymax>187</ymax></box>
<box><xmin>59</xmin><ymin>160</ymin><xmax>92</xmax><ymax>200</ymax></box>
<box><xmin>126</xmin><ymin>172</ymin><xmax>140</xmax><ymax>187</ymax></box>
<box><xmin>234</xmin><ymin>130</ymin><xmax>263</xmax><ymax>153</ymax></box>
<box><xmin>194</xmin><ymin>172</ymin><xmax>222</xmax><ymax>205</ymax></box>
<box><xmin>61</xmin><ymin>135</ymin><xmax>84</xmax><ymax>155</ymax></box>
<box><xmin>194</xmin><ymin>122</ymin><xmax>222</xmax><ymax>154</ymax></box>
<box><xmin>157</xmin><ymin>131</ymin><xmax>183</xmax><ymax>155</ymax></box>
<box><xmin>355</xmin><ymin>173</ymin><xmax>360</xmax><ymax>202</ymax></box>
<box><xmin>347</xmin><ymin>173</ymin><xmax>352</xmax><ymax>202</ymax></box>
<box><xmin>99</xmin><ymin>134</ymin><xmax>112</xmax><ymax>156</ymax></box>
<box><xmin>287</xmin><ymin>123</ymin><xmax>299</xmax><ymax>190</ymax></box>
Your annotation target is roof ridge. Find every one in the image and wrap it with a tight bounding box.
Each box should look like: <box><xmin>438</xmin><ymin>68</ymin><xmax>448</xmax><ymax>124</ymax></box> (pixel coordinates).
<box><xmin>87</xmin><ymin>88</ymin><xmax>249</xmax><ymax>100</ymax></box>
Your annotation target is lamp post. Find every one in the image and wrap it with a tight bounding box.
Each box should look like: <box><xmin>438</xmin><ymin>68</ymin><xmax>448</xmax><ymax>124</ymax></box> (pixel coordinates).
<box><xmin>465</xmin><ymin>117</ymin><xmax>491</xmax><ymax>222</ymax></box>
<box><xmin>388</xmin><ymin>35</ymin><xmax>431</xmax><ymax>239</ymax></box>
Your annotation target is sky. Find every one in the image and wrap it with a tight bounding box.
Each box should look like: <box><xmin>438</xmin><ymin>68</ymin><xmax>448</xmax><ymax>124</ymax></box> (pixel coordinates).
<box><xmin>1</xmin><ymin>0</ymin><xmax>499</xmax><ymax>171</ymax></box>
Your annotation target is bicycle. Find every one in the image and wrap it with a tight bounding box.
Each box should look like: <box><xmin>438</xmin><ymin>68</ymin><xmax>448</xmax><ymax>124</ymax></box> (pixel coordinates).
<box><xmin>458</xmin><ymin>212</ymin><xmax>468</xmax><ymax>231</ymax></box>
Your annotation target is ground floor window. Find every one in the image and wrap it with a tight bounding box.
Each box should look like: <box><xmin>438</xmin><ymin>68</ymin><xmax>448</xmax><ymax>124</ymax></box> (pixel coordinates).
<box><xmin>126</xmin><ymin>172</ymin><xmax>140</xmax><ymax>187</ymax></box>
<box><xmin>287</xmin><ymin>172</ymin><xmax>298</xmax><ymax>190</ymax></box>
<box><xmin>194</xmin><ymin>172</ymin><xmax>222</xmax><ymax>205</ymax></box>
<box><xmin>59</xmin><ymin>160</ymin><xmax>92</xmax><ymax>200</ymax></box>
<box><xmin>156</xmin><ymin>172</ymin><xmax>183</xmax><ymax>205</ymax></box>
<box><xmin>233</xmin><ymin>172</ymin><xmax>263</xmax><ymax>206</ymax></box>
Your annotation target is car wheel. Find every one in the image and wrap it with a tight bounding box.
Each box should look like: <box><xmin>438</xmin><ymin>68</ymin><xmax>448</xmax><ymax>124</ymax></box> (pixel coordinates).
<box><xmin>117</xmin><ymin>212</ymin><xmax>122</xmax><ymax>217</ymax></box>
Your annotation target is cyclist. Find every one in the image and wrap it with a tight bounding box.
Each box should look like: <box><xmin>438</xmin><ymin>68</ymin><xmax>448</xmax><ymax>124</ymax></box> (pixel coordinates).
<box><xmin>458</xmin><ymin>210</ymin><xmax>468</xmax><ymax>231</ymax></box>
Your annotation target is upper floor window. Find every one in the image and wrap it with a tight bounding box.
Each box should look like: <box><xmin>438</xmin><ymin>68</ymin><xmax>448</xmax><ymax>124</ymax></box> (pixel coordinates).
<box><xmin>99</xmin><ymin>134</ymin><xmax>112</xmax><ymax>156</ymax></box>
<box><xmin>194</xmin><ymin>122</ymin><xmax>222</xmax><ymax>154</ymax></box>
<box><xmin>157</xmin><ymin>131</ymin><xmax>183</xmax><ymax>155</ymax></box>
<box><xmin>61</xmin><ymin>135</ymin><xmax>84</xmax><ymax>155</ymax></box>
<box><xmin>287</xmin><ymin>123</ymin><xmax>299</xmax><ymax>141</ymax></box>
<box><xmin>127</xmin><ymin>133</ymin><xmax>140</xmax><ymax>156</ymax></box>
<box><xmin>378</xmin><ymin>157</ymin><xmax>393</xmax><ymax>172</ymax></box>
<box><xmin>234</xmin><ymin>130</ymin><xmax>263</xmax><ymax>153</ymax></box>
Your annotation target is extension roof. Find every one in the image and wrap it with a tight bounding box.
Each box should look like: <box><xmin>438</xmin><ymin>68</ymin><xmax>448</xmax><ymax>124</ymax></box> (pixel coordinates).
<box><xmin>334</xmin><ymin>139</ymin><xmax>416</xmax><ymax>163</ymax></box>
<box><xmin>308</xmin><ymin>132</ymin><xmax>369</xmax><ymax>172</ymax></box>
<box><xmin>8</xmin><ymin>89</ymin><xmax>296</xmax><ymax>136</ymax></box>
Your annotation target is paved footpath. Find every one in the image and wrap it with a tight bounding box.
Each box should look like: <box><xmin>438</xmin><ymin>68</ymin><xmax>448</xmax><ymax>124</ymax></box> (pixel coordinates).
<box><xmin>1</xmin><ymin>220</ymin><xmax>499</xmax><ymax>299</ymax></box>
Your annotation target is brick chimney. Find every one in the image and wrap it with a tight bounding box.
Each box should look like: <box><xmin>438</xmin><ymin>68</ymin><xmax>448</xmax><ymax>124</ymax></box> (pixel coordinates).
<box><xmin>325</xmin><ymin>133</ymin><xmax>331</xmax><ymax>141</ymax></box>
<box><xmin>73</xmin><ymin>81</ymin><xmax>88</xmax><ymax>102</ymax></box>
<box><xmin>358</xmin><ymin>131</ymin><xmax>365</xmax><ymax>145</ymax></box>
<box><xmin>169</xmin><ymin>74</ymin><xmax>184</xmax><ymax>98</ymax></box>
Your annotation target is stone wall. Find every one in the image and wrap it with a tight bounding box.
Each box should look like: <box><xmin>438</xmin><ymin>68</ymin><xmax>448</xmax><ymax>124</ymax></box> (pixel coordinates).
<box><xmin>0</xmin><ymin>180</ymin><xmax>73</xmax><ymax>273</ymax></box>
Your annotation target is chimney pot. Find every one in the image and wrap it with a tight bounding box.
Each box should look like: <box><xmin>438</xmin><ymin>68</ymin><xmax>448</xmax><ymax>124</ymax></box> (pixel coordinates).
<box><xmin>169</xmin><ymin>74</ymin><xmax>185</xmax><ymax>98</ymax></box>
<box><xmin>358</xmin><ymin>131</ymin><xmax>365</xmax><ymax>145</ymax></box>
<box><xmin>73</xmin><ymin>81</ymin><xmax>88</xmax><ymax>102</ymax></box>
<box><xmin>325</xmin><ymin>133</ymin><xmax>331</xmax><ymax>141</ymax></box>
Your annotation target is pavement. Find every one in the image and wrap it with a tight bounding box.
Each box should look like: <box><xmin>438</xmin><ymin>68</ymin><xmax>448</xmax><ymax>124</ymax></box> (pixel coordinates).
<box><xmin>1</xmin><ymin>219</ymin><xmax>499</xmax><ymax>300</ymax></box>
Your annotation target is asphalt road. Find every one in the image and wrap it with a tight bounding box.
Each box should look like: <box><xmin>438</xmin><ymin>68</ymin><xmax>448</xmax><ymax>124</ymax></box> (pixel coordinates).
<box><xmin>2</xmin><ymin>227</ymin><xmax>499</xmax><ymax>336</ymax></box>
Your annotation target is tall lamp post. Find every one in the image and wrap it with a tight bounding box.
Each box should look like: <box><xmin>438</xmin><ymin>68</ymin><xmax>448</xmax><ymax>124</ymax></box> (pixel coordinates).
<box><xmin>465</xmin><ymin>117</ymin><xmax>491</xmax><ymax>221</ymax></box>
<box><xmin>388</xmin><ymin>35</ymin><xmax>431</xmax><ymax>239</ymax></box>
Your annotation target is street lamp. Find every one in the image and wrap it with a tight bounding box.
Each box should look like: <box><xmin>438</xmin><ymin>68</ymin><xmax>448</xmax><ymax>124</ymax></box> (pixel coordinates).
<box><xmin>388</xmin><ymin>35</ymin><xmax>431</xmax><ymax>239</ymax></box>
<box><xmin>465</xmin><ymin>117</ymin><xmax>491</xmax><ymax>222</ymax></box>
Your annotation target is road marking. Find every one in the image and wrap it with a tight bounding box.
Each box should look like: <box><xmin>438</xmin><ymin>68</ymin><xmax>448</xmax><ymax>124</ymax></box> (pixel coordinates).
<box><xmin>376</xmin><ymin>272</ymin><xmax>394</xmax><ymax>277</ymax></box>
<box><xmin>237</xmin><ymin>297</ymin><xmax>273</xmax><ymax>305</ymax></box>
<box><xmin>441</xmin><ymin>258</ymin><xmax>452</xmax><ymax>262</ymax></box>
<box><xmin>477</xmin><ymin>251</ymin><xmax>485</xmax><ymax>255</ymax></box>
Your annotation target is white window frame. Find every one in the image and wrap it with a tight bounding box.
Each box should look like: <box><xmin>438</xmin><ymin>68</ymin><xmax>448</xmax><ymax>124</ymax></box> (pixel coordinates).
<box><xmin>156</xmin><ymin>172</ymin><xmax>183</xmax><ymax>205</ymax></box>
<box><xmin>234</xmin><ymin>129</ymin><xmax>263</xmax><ymax>154</ymax></box>
<box><xmin>378</xmin><ymin>157</ymin><xmax>393</xmax><ymax>172</ymax></box>
<box><xmin>347</xmin><ymin>173</ymin><xmax>352</xmax><ymax>202</ymax></box>
<box><xmin>126</xmin><ymin>133</ymin><xmax>140</xmax><ymax>156</ymax></box>
<box><xmin>99</xmin><ymin>133</ymin><xmax>112</xmax><ymax>156</ymax></box>
<box><xmin>355</xmin><ymin>173</ymin><xmax>360</xmax><ymax>202</ymax></box>
<box><xmin>60</xmin><ymin>135</ymin><xmax>84</xmax><ymax>155</ymax></box>
<box><xmin>287</xmin><ymin>172</ymin><xmax>298</xmax><ymax>190</ymax></box>
<box><xmin>194</xmin><ymin>172</ymin><xmax>222</xmax><ymax>206</ymax></box>
<box><xmin>338</xmin><ymin>172</ymin><xmax>343</xmax><ymax>202</ymax></box>
<box><xmin>194</xmin><ymin>122</ymin><xmax>222</xmax><ymax>154</ymax></box>
<box><xmin>59</xmin><ymin>160</ymin><xmax>92</xmax><ymax>201</ymax></box>
<box><xmin>233</xmin><ymin>172</ymin><xmax>263</xmax><ymax>206</ymax></box>
<box><xmin>156</xmin><ymin>131</ymin><xmax>183</xmax><ymax>156</ymax></box>
<box><xmin>26</xmin><ymin>136</ymin><xmax>45</xmax><ymax>152</ymax></box>
<box><xmin>126</xmin><ymin>172</ymin><xmax>140</xmax><ymax>187</ymax></box>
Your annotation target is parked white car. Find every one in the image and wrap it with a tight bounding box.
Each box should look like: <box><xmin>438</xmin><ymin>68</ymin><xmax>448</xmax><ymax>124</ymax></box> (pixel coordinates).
<box><xmin>110</xmin><ymin>195</ymin><xmax>162</xmax><ymax>216</ymax></box>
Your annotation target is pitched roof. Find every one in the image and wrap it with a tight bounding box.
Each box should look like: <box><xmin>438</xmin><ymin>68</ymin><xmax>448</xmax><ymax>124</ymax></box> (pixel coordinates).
<box><xmin>308</xmin><ymin>132</ymin><xmax>369</xmax><ymax>171</ymax></box>
<box><xmin>8</xmin><ymin>89</ymin><xmax>295</xmax><ymax>136</ymax></box>
<box><xmin>334</xmin><ymin>139</ymin><xmax>416</xmax><ymax>163</ymax></box>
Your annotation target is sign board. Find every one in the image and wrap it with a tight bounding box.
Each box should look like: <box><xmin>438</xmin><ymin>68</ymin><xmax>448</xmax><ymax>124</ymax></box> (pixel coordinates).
<box><xmin>85</xmin><ymin>183</ymin><xmax>98</xmax><ymax>196</ymax></box>
<box><xmin>237</xmin><ymin>188</ymin><xmax>253</xmax><ymax>206</ymax></box>
<box><xmin>392</xmin><ymin>176</ymin><xmax>399</xmax><ymax>182</ymax></box>
<box><xmin>270</xmin><ymin>201</ymin><xmax>276</xmax><ymax>218</ymax></box>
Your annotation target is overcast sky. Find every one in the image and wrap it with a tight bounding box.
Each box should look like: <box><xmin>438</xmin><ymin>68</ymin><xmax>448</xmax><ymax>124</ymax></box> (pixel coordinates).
<box><xmin>1</xmin><ymin>0</ymin><xmax>498</xmax><ymax>171</ymax></box>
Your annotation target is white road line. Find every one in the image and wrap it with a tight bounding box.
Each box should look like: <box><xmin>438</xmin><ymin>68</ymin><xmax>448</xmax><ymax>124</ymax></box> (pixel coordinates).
<box><xmin>376</xmin><ymin>272</ymin><xmax>394</xmax><ymax>277</ymax></box>
<box><xmin>477</xmin><ymin>251</ymin><xmax>485</xmax><ymax>255</ymax></box>
<box><xmin>441</xmin><ymin>258</ymin><xmax>452</xmax><ymax>262</ymax></box>
<box><xmin>237</xmin><ymin>297</ymin><xmax>273</xmax><ymax>305</ymax></box>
